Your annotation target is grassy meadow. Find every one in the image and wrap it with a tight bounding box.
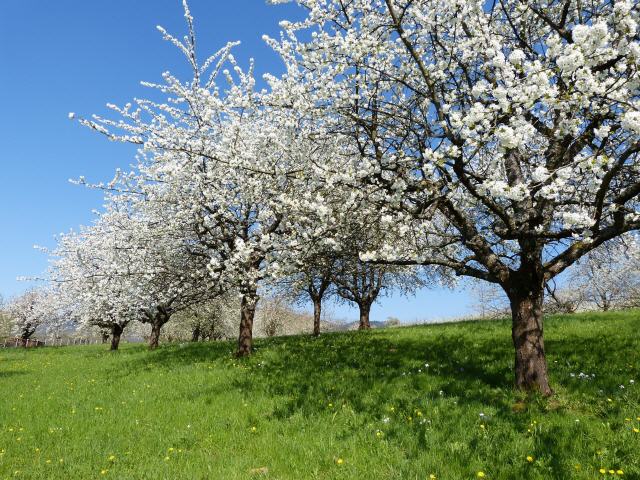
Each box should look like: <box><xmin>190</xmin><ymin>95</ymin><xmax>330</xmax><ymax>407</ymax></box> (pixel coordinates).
<box><xmin>0</xmin><ymin>310</ymin><xmax>639</xmax><ymax>479</ymax></box>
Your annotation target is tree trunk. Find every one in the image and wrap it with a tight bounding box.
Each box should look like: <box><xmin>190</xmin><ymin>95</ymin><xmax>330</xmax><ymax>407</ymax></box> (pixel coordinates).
<box><xmin>358</xmin><ymin>302</ymin><xmax>371</xmax><ymax>330</ymax></box>
<box><xmin>509</xmin><ymin>285</ymin><xmax>553</xmax><ymax>396</ymax></box>
<box><xmin>208</xmin><ymin>318</ymin><xmax>215</xmax><ymax>342</ymax></box>
<box><xmin>237</xmin><ymin>293</ymin><xmax>258</xmax><ymax>357</ymax></box>
<box><xmin>110</xmin><ymin>324</ymin><xmax>123</xmax><ymax>351</ymax></box>
<box><xmin>149</xmin><ymin>321</ymin><xmax>162</xmax><ymax>349</ymax></box>
<box><xmin>147</xmin><ymin>309</ymin><xmax>171</xmax><ymax>350</ymax></box>
<box><xmin>191</xmin><ymin>324</ymin><xmax>201</xmax><ymax>342</ymax></box>
<box><xmin>101</xmin><ymin>331</ymin><xmax>110</xmax><ymax>344</ymax></box>
<box><xmin>312</xmin><ymin>297</ymin><xmax>322</xmax><ymax>336</ymax></box>
<box><xmin>20</xmin><ymin>324</ymin><xmax>35</xmax><ymax>341</ymax></box>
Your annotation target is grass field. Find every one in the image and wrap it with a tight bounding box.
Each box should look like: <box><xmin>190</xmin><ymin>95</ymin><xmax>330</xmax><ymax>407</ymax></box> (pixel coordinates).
<box><xmin>0</xmin><ymin>310</ymin><xmax>639</xmax><ymax>479</ymax></box>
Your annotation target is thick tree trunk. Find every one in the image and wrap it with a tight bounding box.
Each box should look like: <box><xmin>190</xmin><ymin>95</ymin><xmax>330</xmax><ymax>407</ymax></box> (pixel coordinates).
<box><xmin>110</xmin><ymin>324</ymin><xmax>123</xmax><ymax>351</ymax></box>
<box><xmin>147</xmin><ymin>309</ymin><xmax>170</xmax><ymax>350</ymax></box>
<box><xmin>149</xmin><ymin>322</ymin><xmax>162</xmax><ymax>349</ymax></box>
<box><xmin>509</xmin><ymin>285</ymin><xmax>553</xmax><ymax>396</ymax></box>
<box><xmin>237</xmin><ymin>293</ymin><xmax>258</xmax><ymax>357</ymax></box>
<box><xmin>20</xmin><ymin>325</ymin><xmax>35</xmax><ymax>341</ymax></box>
<box><xmin>191</xmin><ymin>324</ymin><xmax>201</xmax><ymax>342</ymax></box>
<box><xmin>312</xmin><ymin>298</ymin><xmax>322</xmax><ymax>336</ymax></box>
<box><xmin>358</xmin><ymin>302</ymin><xmax>371</xmax><ymax>330</ymax></box>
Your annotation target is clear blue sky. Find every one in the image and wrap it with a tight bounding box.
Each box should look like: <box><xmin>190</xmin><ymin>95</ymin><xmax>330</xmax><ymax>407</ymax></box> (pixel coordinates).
<box><xmin>0</xmin><ymin>0</ymin><xmax>474</xmax><ymax>321</ymax></box>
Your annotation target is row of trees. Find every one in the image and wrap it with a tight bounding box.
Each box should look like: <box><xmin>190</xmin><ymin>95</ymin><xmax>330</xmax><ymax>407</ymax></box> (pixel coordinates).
<box><xmin>6</xmin><ymin>230</ymin><xmax>638</xmax><ymax>346</ymax></box>
<box><xmin>7</xmin><ymin>227</ymin><xmax>636</xmax><ymax>347</ymax></box>
<box><xmin>2</xmin><ymin>246</ymin><xmax>415</xmax><ymax>349</ymax></box>
<box><xmin>5</xmin><ymin>0</ymin><xmax>639</xmax><ymax>395</ymax></box>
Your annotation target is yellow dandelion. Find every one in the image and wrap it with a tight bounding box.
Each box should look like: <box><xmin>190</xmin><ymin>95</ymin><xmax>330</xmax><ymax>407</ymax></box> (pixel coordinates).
<box><xmin>100</xmin><ymin>470</ymin><xmax>108</xmax><ymax>475</ymax></box>
<box><xmin>251</xmin><ymin>426</ymin><xmax>257</xmax><ymax>432</ymax></box>
<box><xmin>477</xmin><ymin>472</ymin><xmax>486</xmax><ymax>478</ymax></box>
<box><xmin>430</xmin><ymin>475</ymin><xmax>437</xmax><ymax>479</ymax></box>
<box><xmin>59</xmin><ymin>459</ymin><xmax>63</xmax><ymax>464</ymax></box>
<box><xmin>617</xmin><ymin>470</ymin><xmax>624</xmax><ymax>475</ymax></box>
<box><xmin>376</xmin><ymin>431</ymin><xmax>383</xmax><ymax>438</ymax></box>
<box><xmin>45</xmin><ymin>459</ymin><xmax>51</xmax><ymax>464</ymax></box>
<box><xmin>600</xmin><ymin>469</ymin><xmax>607</xmax><ymax>474</ymax></box>
<box><xmin>336</xmin><ymin>458</ymin><xmax>344</xmax><ymax>465</ymax></box>
<box><xmin>108</xmin><ymin>455</ymin><xmax>116</xmax><ymax>461</ymax></box>
<box><xmin>164</xmin><ymin>456</ymin><xmax>170</xmax><ymax>461</ymax></box>
<box><xmin>526</xmin><ymin>456</ymin><xmax>534</xmax><ymax>462</ymax></box>
<box><xmin>168</xmin><ymin>448</ymin><xmax>174</xmax><ymax>452</ymax></box>
<box><xmin>610</xmin><ymin>470</ymin><xmax>616</xmax><ymax>475</ymax></box>
<box><xmin>633</xmin><ymin>428</ymin><xmax>639</xmax><ymax>433</ymax></box>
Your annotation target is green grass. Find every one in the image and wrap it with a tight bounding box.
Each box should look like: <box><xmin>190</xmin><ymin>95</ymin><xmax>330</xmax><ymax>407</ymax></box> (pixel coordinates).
<box><xmin>0</xmin><ymin>310</ymin><xmax>639</xmax><ymax>479</ymax></box>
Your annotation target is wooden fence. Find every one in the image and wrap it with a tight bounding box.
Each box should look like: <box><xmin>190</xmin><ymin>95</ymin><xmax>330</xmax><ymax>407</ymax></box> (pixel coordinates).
<box><xmin>0</xmin><ymin>337</ymin><xmax>101</xmax><ymax>348</ymax></box>
<box><xmin>1</xmin><ymin>337</ymin><xmax>44</xmax><ymax>348</ymax></box>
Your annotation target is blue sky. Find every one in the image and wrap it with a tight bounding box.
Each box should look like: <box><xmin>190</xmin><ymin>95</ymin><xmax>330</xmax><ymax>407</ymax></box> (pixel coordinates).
<box><xmin>0</xmin><ymin>0</ymin><xmax>475</xmax><ymax>321</ymax></box>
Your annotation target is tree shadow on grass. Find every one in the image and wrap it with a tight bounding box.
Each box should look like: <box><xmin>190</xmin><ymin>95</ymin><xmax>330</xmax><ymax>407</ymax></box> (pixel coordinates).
<box><xmin>84</xmin><ymin>315</ymin><xmax>640</xmax><ymax>480</ymax></box>
<box><xmin>112</xmin><ymin>313</ymin><xmax>638</xmax><ymax>420</ymax></box>
<box><xmin>0</xmin><ymin>370</ymin><xmax>27</xmax><ymax>379</ymax></box>
<box><xmin>119</xmin><ymin>326</ymin><xmax>521</xmax><ymax>415</ymax></box>
<box><xmin>248</xmin><ymin>330</ymin><xmax>517</xmax><ymax>414</ymax></box>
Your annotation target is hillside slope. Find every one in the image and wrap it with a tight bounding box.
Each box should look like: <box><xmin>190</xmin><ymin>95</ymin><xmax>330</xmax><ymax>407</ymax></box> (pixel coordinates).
<box><xmin>0</xmin><ymin>311</ymin><xmax>639</xmax><ymax>479</ymax></box>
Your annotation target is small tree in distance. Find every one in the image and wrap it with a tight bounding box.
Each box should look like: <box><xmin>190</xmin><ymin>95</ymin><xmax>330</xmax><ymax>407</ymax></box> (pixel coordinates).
<box><xmin>5</xmin><ymin>289</ymin><xmax>52</xmax><ymax>343</ymax></box>
<box><xmin>570</xmin><ymin>234</ymin><xmax>640</xmax><ymax>311</ymax></box>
